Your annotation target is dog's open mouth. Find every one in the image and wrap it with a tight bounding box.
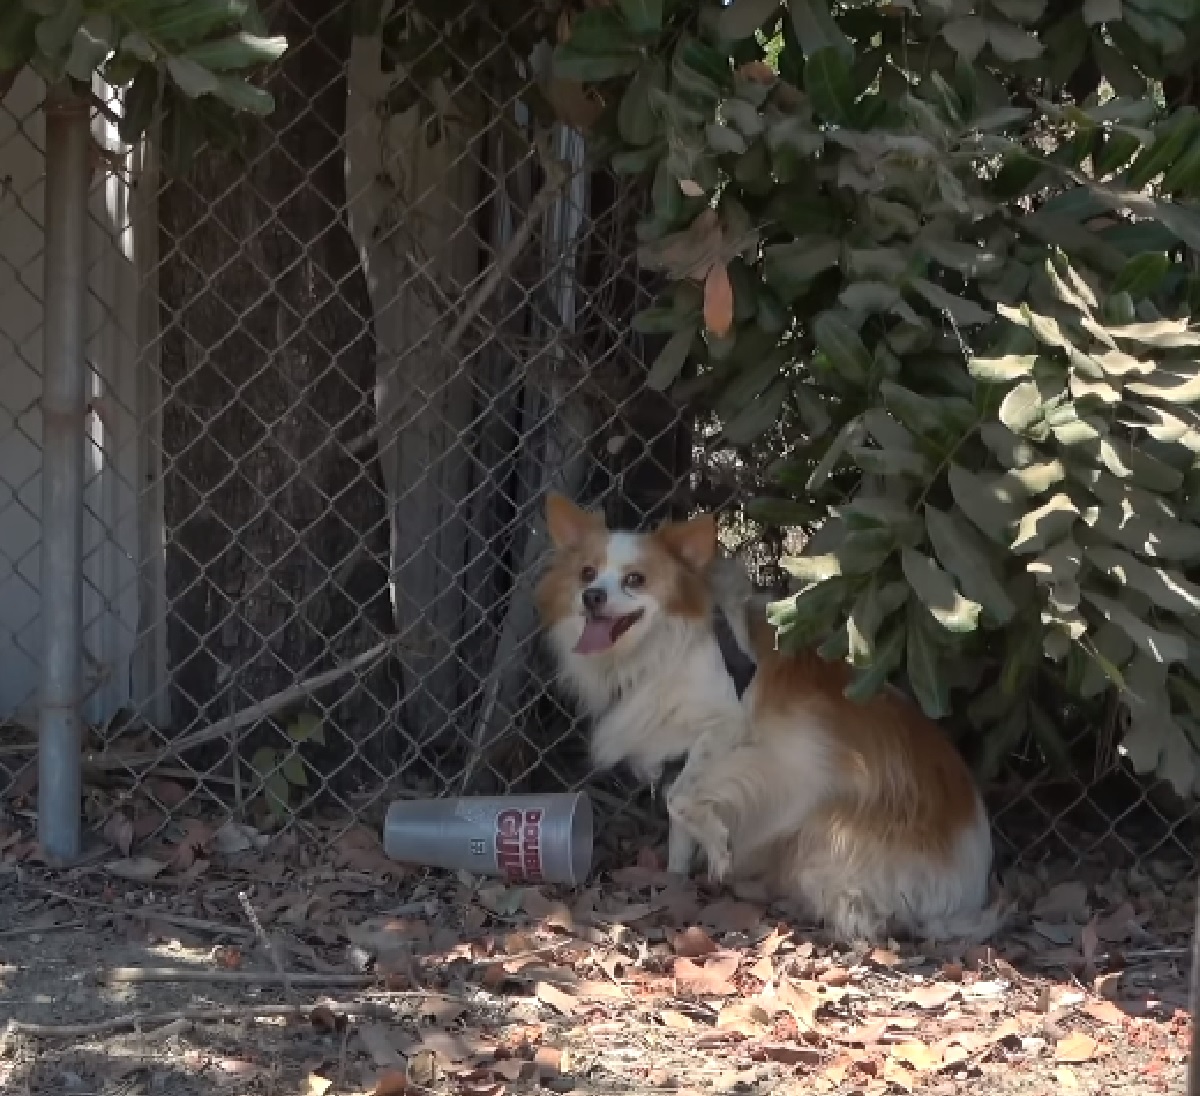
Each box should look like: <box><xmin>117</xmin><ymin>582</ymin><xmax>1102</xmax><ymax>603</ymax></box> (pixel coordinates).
<box><xmin>573</xmin><ymin>609</ymin><xmax>645</xmax><ymax>655</ymax></box>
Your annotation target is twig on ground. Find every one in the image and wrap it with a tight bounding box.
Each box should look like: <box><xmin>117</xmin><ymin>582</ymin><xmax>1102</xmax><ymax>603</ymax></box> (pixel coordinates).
<box><xmin>4</xmin><ymin>1001</ymin><xmax>399</xmax><ymax>1040</ymax></box>
<box><xmin>30</xmin><ymin>884</ymin><xmax>253</xmax><ymax>939</ymax></box>
<box><xmin>239</xmin><ymin>889</ymin><xmax>295</xmax><ymax>1003</ymax></box>
<box><xmin>0</xmin><ymin>920</ymin><xmax>84</xmax><ymax>939</ymax></box>
<box><xmin>98</xmin><ymin>967</ymin><xmax>379</xmax><ymax>987</ymax></box>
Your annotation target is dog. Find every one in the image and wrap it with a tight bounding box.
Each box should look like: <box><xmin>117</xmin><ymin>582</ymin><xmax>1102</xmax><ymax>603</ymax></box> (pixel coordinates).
<box><xmin>535</xmin><ymin>493</ymin><xmax>1000</xmax><ymax>942</ymax></box>
<box><xmin>667</xmin><ymin>556</ymin><xmax>1003</xmax><ymax>942</ymax></box>
<box><xmin>534</xmin><ymin>492</ymin><xmax>746</xmax><ymax>876</ymax></box>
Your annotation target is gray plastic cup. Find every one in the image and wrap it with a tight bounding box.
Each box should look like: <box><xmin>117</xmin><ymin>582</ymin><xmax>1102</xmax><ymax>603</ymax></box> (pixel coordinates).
<box><xmin>382</xmin><ymin>792</ymin><xmax>593</xmax><ymax>886</ymax></box>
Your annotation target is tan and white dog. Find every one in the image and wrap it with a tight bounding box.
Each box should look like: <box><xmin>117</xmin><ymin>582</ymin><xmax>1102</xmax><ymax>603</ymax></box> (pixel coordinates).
<box><xmin>536</xmin><ymin>493</ymin><xmax>1000</xmax><ymax>942</ymax></box>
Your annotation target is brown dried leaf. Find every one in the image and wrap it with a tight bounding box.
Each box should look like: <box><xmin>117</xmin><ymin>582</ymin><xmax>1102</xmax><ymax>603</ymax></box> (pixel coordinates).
<box><xmin>1096</xmin><ymin>901</ymin><xmax>1138</xmax><ymax>943</ymax></box>
<box><xmin>1080</xmin><ymin>917</ymin><xmax>1100</xmax><ymax>964</ymax></box>
<box><xmin>674</xmin><ymin>952</ymin><xmax>740</xmax><ymax>996</ymax></box>
<box><xmin>421</xmin><ymin>1029</ymin><xmax>481</xmax><ymax>1063</ymax></box>
<box><xmin>534</xmin><ymin>1046</ymin><xmax>563</xmax><ymax>1075</ymax></box>
<box><xmin>536</xmin><ymin>981</ymin><xmax>578</xmax><ymax>1015</ymax></box>
<box><xmin>306</xmin><ymin>1075</ymin><xmax>333</xmax><ymax>1096</ymax></box>
<box><xmin>309</xmin><ymin>1005</ymin><xmax>345</xmax><ymax>1034</ymax></box>
<box><xmin>359</xmin><ymin>1023</ymin><xmax>409</xmax><ymax>1068</ymax></box>
<box><xmin>374</xmin><ymin>1068</ymin><xmax>408</xmax><ymax>1096</ymax></box>
<box><xmin>1055</xmin><ymin>1065</ymin><xmax>1081</xmax><ymax>1089</ymax></box>
<box><xmin>900</xmin><ymin>982</ymin><xmax>960</xmax><ymax>1011</ymax></box>
<box><xmin>882</xmin><ymin>1059</ymin><xmax>915</xmax><ymax>1091</ymax></box>
<box><xmin>819</xmin><ymin>966</ymin><xmax>851</xmax><ymax>987</ymax></box>
<box><xmin>104</xmin><ymin>856</ymin><xmax>166</xmax><ymax>882</ymax></box>
<box><xmin>672</xmin><ymin>925</ymin><xmax>718</xmax><ymax>957</ymax></box>
<box><xmin>659</xmin><ymin>1009</ymin><xmax>696</xmax><ymax>1030</ymax></box>
<box><xmin>1033</xmin><ymin>881</ymin><xmax>1090</xmax><ymax>922</ymax></box>
<box><xmin>1055</xmin><ymin>1031</ymin><xmax>1100</xmax><ymax>1063</ymax></box>
<box><xmin>749</xmin><ymin>954</ymin><xmax>775</xmax><ymax>982</ymax></box>
<box><xmin>762</xmin><ymin>1044</ymin><xmax>821</xmax><ymax>1066</ymax></box>
<box><xmin>716</xmin><ymin>1000</ymin><xmax>771</xmax><ymax>1036</ymax></box>
<box><xmin>777</xmin><ymin>978</ymin><xmax>823</xmax><ymax>1029</ymax></box>
<box><xmin>868</xmin><ymin>947</ymin><xmax>902</xmax><ymax>968</ymax></box>
<box><xmin>736</xmin><ymin>60</ymin><xmax>776</xmax><ymax>85</ymax></box>
<box><xmin>891</xmin><ymin>1041</ymin><xmax>942</xmax><ymax>1073</ymax></box>
<box><xmin>103</xmin><ymin>813</ymin><xmax>134</xmax><ymax>857</ymax></box>
<box><xmin>758</xmin><ymin>925</ymin><xmax>791</xmax><ymax>955</ymax></box>
<box><xmin>1082</xmin><ymin>998</ymin><xmax>1126</xmax><ymax>1026</ymax></box>
<box><xmin>704</xmin><ymin>262</ymin><xmax>735</xmax><ymax>337</ymax></box>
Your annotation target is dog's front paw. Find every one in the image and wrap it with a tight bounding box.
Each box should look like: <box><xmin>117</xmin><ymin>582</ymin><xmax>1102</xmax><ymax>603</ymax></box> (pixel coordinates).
<box><xmin>704</xmin><ymin>824</ymin><xmax>732</xmax><ymax>883</ymax></box>
<box><xmin>668</xmin><ymin>796</ymin><xmax>732</xmax><ymax>883</ymax></box>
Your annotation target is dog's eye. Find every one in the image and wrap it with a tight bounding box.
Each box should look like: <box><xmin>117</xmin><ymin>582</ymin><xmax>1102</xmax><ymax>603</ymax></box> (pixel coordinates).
<box><xmin>623</xmin><ymin>572</ymin><xmax>645</xmax><ymax>590</ymax></box>
<box><xmin>580</xmin><ymin>565</ymin><xmax>597</xmax><ymax>584</ymax></box>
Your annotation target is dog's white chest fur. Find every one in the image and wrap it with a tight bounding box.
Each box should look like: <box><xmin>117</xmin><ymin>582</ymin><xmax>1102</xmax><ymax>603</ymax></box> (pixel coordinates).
<box><xmin>548</xmin><ymin>617</ymin><xmax>742</xmax><ymax>784</ymax></box>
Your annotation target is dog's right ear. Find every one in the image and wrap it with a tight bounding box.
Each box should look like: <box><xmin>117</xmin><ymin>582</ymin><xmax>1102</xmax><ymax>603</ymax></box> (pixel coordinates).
<box><xmin>545</xmin><ymin>492</ymin><xmax>604</xmax><ymax>550</ymax></box>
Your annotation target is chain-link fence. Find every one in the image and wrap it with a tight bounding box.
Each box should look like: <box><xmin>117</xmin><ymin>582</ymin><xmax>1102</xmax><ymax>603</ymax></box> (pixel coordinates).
<box><xmin>0</xmin><ymin>0</ymin><xmax>1195</xmax><ymax>878</ymax></box>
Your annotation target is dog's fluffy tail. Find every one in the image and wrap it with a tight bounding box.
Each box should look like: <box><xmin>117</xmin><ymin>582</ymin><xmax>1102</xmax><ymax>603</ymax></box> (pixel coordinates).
<box><xmin>709</xmin><ymin>556</ymin><xmax>779</xmax><ymax>668</ymax></box>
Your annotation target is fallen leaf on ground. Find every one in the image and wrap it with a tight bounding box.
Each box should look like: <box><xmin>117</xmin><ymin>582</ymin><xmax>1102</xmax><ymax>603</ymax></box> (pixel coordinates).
<box><xmin>103</xmin><ymin>814</ymin><xmax>134</xmax><ymax>856</ymax></box>
<box><xmin>761</xmin><ymin>1044</ymin><xmax>821</xmax><ymax>1066</ymax></box>
<box><xmin>717</xmin><ymin>1000</ymin><xmax>771</xmax><ymax>1036</ymax></box>
<box><xmin>104</xmin><ymin>857</ymin><xmax>166</xmax><ymax>882</ymax></box>
<box><xmin>891</xmin><ymin>1041</ymin><xmax>942</xmax><ymax>1073</ymax></box>
<box><xmin>407</xmin><ymin>1049</ymin><xmax>440</xmax><ymax>1087</ymax></box>
<box><xmin>882</xmin><ymin>1059</ymin><xmax>916</xmax><ymax>1092</ymax></box>
<box><xmin>1083</xmin><ymin>999</ymin><xmax>1126</xmax><ymax>1026</ymax></box>
<box><xmin>1054</xmin><ymin>1065</ymin><xmax>1081</xmax><ymax>1089</ymax></box>
<box><xmin>759</xmin><ymin>925</ymin><xmax>791</xmax><ymax>955</ymax></box>
<box><xmin>534</xmin><ymin>1046</ymin><xmax>563</xmax><ymax>1075</ymax></box>
<box><xmin>374</xmin><ymin>1069</ymin><xmax>408</xmax><ymax>1095</ymax></box>
<box><xmin>1033</xmin><ymin>881</ymin><xmax>1089</xmax><ymax>922</ymax></box>
<box><xmin>309</xmin><ymin>1005</ymin><xmax>344</xmax><ymax>1034</ymax></box>
<box><xmin>749</xmin><ymin>954</ymin><xmax>775</xmax><ymax>982</ymax></box>
<box><xmin>536</xmin><ymin>981</ymin><xmax>578</xmax><ymax>1015</ymax></box>
<box><xmin>1055</xmin><ymin>1031</ymin><xmax>1100</xmax><ymax>1063</ymax></box>
<box><xmin>869</xmin><ymin>947</ymin><xmax>902</xmax><ymax>968</ymax></box>
<box><xmin>672</xmin><ymin>925</ymin><xmax>718</xmax><ymax>957</ymax></box>
<box><xmin>1096</xmin><ymin>902</ymin><xmax>1137</xmax><ymax>943</ymax></box>
<box><xmin>777</xmin><ymin>978</ymin><xmax>824</xmax><ymax>1029</ymax></box>
<box><xmin>675</xmin><ymin>952</ymin><xmax>740</xmax><ymax>996</ymax></box>
<box><xmin>901</xmin><ymin>982</ymin><xmax>960</xmax><ymax>1010</ymax></box>
<box><xmin>359</xmin><ymin>1023</ymin><xmax>409</xmax><ymax>1067</ymax></box>
<box><xmin>660</xmin><ymin>1009</ymin><xmax>696</xmax><ymax>1030</ymax></box>
<box><xmin>819</xmin><ymin>966</ymin><xmax>851</xmax><ymax>987</ymax></box>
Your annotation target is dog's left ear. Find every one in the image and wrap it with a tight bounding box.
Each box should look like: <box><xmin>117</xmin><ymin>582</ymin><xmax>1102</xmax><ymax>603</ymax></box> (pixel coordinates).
<box><xmin>655</xmin><ymin>513</ymin><xmax>718</xmax><ymax>572</ymax></box>
<box><xmin>545</xmin><ymin>491</ymin><xmax>605</xmax><ymax>550</ymax></box>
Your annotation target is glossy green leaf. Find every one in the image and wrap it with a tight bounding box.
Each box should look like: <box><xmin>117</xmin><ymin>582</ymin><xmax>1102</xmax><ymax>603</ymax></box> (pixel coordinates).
<box><xmin>901</xmin><ymin>547</ymin><xmax>982</xmax><ymax>634</ymax></box>
<box><xmin>925</xmin><ymin>505</ymin><xmax>1017</xmax><ymax>625</ymax></box>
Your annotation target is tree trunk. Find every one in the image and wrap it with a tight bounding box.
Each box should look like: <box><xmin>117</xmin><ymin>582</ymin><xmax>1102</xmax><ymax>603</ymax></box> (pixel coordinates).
<box><xmin>156</xmin><ymin>1</ymin><xmax>395</xmax><ymax>792</ymax></box>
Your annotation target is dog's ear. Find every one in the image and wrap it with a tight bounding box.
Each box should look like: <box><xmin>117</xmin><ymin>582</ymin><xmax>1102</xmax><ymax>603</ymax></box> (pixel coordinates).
<box><xmin>655</xmin><ymin>513</ymin><xmax>718</xmax><ymax>572</ymax></box>
<box><xmin>545</xmin><ymin>492</ymin><xmax>604</xmax><ymax>550</ymax></box>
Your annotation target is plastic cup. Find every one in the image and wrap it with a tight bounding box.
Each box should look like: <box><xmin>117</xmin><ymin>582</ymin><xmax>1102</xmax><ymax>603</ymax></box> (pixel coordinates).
<box><xmin>382</xmin><ymin>792</ymin><xmax>593</xmax><ymax>886</ymax></box>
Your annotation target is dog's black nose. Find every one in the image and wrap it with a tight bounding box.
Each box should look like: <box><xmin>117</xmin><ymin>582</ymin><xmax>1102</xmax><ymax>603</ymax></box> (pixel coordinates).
<box><xmin>582</xmin><ymin>587</ymin><xmax>607</xmax><ymax>614</ymax></box>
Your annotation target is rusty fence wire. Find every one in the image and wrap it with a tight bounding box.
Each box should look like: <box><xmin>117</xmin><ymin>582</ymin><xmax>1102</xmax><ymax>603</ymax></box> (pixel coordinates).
<box><xmin>0</xmin><ymin>0</ymin><xmax>1195</xmax><ymax>879</ymax></box>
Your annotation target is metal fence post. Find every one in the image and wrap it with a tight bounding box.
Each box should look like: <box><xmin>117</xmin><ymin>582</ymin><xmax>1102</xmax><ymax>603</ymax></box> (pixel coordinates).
<box><xmin>38</xmin><ymin>80</ymin><xmax>89</xmax><ymax>864</ymax></box>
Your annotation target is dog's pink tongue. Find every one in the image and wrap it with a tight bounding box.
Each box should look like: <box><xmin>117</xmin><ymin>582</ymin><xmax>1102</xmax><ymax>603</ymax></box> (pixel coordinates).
<box><xmin>574</xmin><ymin>619</ymin><xmax>615</xmax><ymax>655</ymax></box>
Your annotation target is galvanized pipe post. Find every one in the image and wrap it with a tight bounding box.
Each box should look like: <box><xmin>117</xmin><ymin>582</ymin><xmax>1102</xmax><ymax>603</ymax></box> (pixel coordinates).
<box><xmin>38</xmin><ymin>80</ymin><xmax>90</xmax><ymax>864</ymax></box>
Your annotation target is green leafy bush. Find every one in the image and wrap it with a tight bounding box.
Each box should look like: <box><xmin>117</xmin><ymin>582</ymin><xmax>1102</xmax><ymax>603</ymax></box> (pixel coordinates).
<box><xmin>552</xmin><ymin>0</ymin><xmax>1200</xmax><ymax>795</ymax></box>
<box><xmin>0</xmin><ymin>0</ymin><xmax>287</xmax><ymax>165</ymax></box>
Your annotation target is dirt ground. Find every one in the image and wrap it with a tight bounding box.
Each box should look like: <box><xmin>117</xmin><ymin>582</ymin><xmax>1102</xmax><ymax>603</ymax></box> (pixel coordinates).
<box><xmin>0</xmin><ymin>820</ymin><xmax>1191</xmax><ymax>1096</ymax></box>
